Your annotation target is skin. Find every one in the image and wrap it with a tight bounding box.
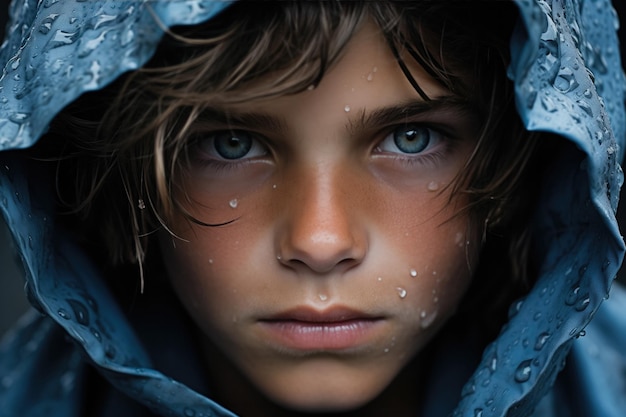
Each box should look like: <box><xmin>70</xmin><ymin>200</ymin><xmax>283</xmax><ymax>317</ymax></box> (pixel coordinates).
<box><xmin>160</xmin><ymin>22</ymin><xmax>482</xmax><ymax>416</ymax></box>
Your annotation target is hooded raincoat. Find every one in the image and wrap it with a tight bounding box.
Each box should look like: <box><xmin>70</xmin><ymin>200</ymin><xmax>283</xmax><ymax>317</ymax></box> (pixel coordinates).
<box><xmin>0</xmin><ymin>1</ymin><xmax>625</xmax><ymax>416</ymax></box>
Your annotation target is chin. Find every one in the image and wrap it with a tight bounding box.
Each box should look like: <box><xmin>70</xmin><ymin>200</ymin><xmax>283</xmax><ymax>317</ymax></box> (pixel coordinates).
<box><xmin>255</xmin><ymin>367</ymin><xmax>392</xmax><ymax>414</ymax></box>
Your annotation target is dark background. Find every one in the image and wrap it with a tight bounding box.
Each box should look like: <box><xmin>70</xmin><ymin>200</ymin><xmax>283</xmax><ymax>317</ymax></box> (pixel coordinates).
<box><xmin>1</xmin><ymin>2</ymin><xmax>626</xmax><ymax>338</ymax></box>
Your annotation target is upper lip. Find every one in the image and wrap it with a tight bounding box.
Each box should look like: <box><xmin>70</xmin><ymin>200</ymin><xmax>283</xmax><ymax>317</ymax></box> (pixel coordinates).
<box><xmin>261</xmin><ymin>306</ymin><xmax>381</xmax><ymax>323</ymax></box>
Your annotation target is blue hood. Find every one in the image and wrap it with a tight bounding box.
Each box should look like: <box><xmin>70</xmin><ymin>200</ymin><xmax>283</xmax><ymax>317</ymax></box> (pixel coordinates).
<box><xmin>0</xmin><ymin>1</ymin><xmax>625</xmax><ymax>417</ymax></box>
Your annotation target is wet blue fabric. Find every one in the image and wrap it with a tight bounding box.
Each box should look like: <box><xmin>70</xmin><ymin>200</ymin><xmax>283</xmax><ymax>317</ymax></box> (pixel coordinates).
<box><xmin>0</xmin><ymin>1</ymin><xmax>624</xmax><ymax>417</ymax></box>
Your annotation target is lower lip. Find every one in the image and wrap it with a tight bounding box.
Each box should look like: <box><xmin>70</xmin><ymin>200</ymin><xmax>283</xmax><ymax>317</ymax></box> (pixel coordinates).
<box><xmin>259</xmin><ymin>319</ymin><xmax>383</xmax><ymax>351</ymax></box>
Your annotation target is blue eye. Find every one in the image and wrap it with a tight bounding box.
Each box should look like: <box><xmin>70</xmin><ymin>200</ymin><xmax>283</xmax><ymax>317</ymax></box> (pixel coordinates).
<box><xmin>213</xmin><ymin>131</ymin><xmax>253</xmax><ymax>159</ymax></box>
<box><xmin>195</xmin><ymin>130</ymin><xmax>267</xmax><ymax>161</ymax></box>
<box><xmin>378</xmin><ymin>124</ymin><xmax>442</xmax><ymax>155</ymax></box>
<box><xmin>393</xmin><ymin>125</ymin><xmax>430</xmax><ymax>153</ymax></box>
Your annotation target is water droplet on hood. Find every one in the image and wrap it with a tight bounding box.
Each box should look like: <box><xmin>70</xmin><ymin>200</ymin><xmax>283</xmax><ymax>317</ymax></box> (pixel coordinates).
<box><xmin>514</xmin><ymin>359</ymin><xmax>533</xmax><ymax>383</ymax></box>
<box><xmin>67</xmin><ymin>299</ymin><xmax>90</xmax><ymax>326</ymax></box>
<box><xmin>554</xmin><ymin>67</ymin><xmax>579</xmax><ymax>93</ymax></box>
<box><xmin>534</xmin><ymin>332</ymin><xmax>550</xmax><ymax>350</ymax></box>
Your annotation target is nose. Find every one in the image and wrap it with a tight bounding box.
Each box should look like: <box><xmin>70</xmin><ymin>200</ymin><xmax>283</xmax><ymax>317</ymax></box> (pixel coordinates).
<box><xmin>276</xmin><ymin>165</ymin><xmax>367</xmax><ymax>275</ymax></box>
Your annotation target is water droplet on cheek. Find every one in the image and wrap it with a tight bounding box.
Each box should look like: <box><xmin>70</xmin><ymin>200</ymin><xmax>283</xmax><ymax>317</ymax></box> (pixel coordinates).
<box><xmin>377</xmin><ymin>276</ymin><xmax>383</xmax><ymax>282</ymax></box>
<box><xmin>318</xmin><ymin>294</ymin><xmax>328</xmax><ymax>302</ymax></box>
<box><xmin>229</xmin><ymin>199</ymin><xmax>238</xmax><ymax>208</ymax></box>
<box><xmin>409</xmin><ymin>269</ymin><xmax>418</xmax><ymax>278</ymax></box>
<box><xmin>427</xmin><ymin>181</ymin><xmax>439</xmax><ymax>191</ymax></box>
<box><xmin>396</xmin><ymin>287</ymin><xmax>407</xmax><ymax>299</ymax></box>
<box><xmin>344</xmin><ymin>105</ymin><xmax>351</xmax><ymax>113</ymax></box>
<box><xmin>420</xmin><ymin>310</ymin><xmax>438</xmax><ymax>329</ymax></box>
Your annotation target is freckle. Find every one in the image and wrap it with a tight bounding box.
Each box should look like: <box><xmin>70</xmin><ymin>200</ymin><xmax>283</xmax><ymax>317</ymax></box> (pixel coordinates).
<box><xmin>344</xmin><ymin>105</ymin><xmax>351</xmax><ymax>112</ymax></box>
<box><xmin>410</xmin><ymin>268</ymin><xmax>418</xmax><ymax>278</ymax></box>
<box><xmin>229</xmin><ymin>198</ymin><xmax>238</xmax><ymax>208</ymax></box>
<box><xmin>427</xmin><ymin>181</ymin><xmax>439</xmax><ymax>191</ymax></box>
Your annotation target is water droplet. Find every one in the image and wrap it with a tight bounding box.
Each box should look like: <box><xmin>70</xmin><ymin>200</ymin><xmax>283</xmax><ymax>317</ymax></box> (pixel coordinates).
<box><xmin>583</xmin><ymin>88</ymin><xmax>593</xmax><ymax>98</ymax></box>
<box><xmin>344</xmin><ymin>105</ymin><xmax>351</xmax><ymax>112</ymax></box>
<box><xmin>410</xmin><ymin>268</ymin><xmax>418</xmax><ymax>277</ymax></box>
<box><xmin>377</xmin><ymin>276</ymin><xmax>383</xmax><ymax>282</ymax></box>
<box><xmin>307</xmin><ymin>85</ymin><xmax>315</xmax><ymax>91</ymax></box>
<box><xmin>534</xmin><ymin>332</ymin><xmax>550</xmax><ymax>350</ymax></box>
<box><xmin>420</xmin><ymin>310</ymin><xmax>438</xmax><ymax>328</ymax></box>
<box><xmin>67</xmin><ymin>299</ymin><xmax>90</xmax><ymax>326</ymax></box>
<box><xmin>577</xmin><ymin>100</ymin><xmax>593</xmax><ymax>117</ymax></box>
<box><xmin>90</xmin><ymin>328</ymin><xmax>102</xmax><ymax>342</ymax></box>
<box><xmin>137</xmin><ymin>199</ymin><xmax>145</xmax><ymax>210</ymax></box>
<box><xmin>396</xmin><ymin>287</ymin><xmax>407</xmax><ymax>299</ymax></box>
<box><xmin>554</xmin><ymin>68</ymin><xmax>579</xmax><ymax>93</ymax></box>
<box><xmin>565</xmin><ymin>285</ymin><xmax>580</xmax><ymax>306</ymax></box>
<box><xmin>105</xmin><ymin>345</ymin><xmax>117</xmax><ymax>359</ymax></box>
<box><xmin>366</xmin><ymin>72</ymin><xmax>375</xmax><ymax>81</ymax></box>
<box><xmin>427</xmin><ymin>181</ymin><xmax>439</xmax><ymax>191</ymax></box>
<box><xmin>272</xmin><ymin>184</ymin><xmax>277</xmax><ymax>189</ymax></box>
<box><xmin>318</xmin><ymin>294</ymin><xmax>328</xmax><ymax>302</ymax></box>
<box><xmin>229</xmin><ymin>199</ymin><xmax>238</xmax><ymax>208</ymax></box>
<box><xmin>514</xmin><ymin>359</ymin><xmax>533</xmax><ymax>383</ymax></box>
<box><xmin>39</xmin><ymin>13</ymin><xmax>60</xmax><ymax>35</ymax></box>
<box><xmin>383</xmin><ymin>348</ymin><xmax>389</xmax><ymax>353</ymax></box>
<box><xmin>474</xmin><ymin>408</ymin><xmax>483</xmax><ymax>417</ymax></box>
<box><xmin>575</xmin><ymin>295</ymin><xmax>590</xmax><ymax>311</ymax></box>
<box><xmin>184</xmin><ymin>408</ymin><xmax>196</xmax><ymax>417</ymax></box>
<box><xmin>540</xmin><ymin>95</ymin><xmax>558</xmax><ymax>112</ymax></box>
<box><xmin>49</xmin><ymin>29</ymin><xmax>80</xmax><ymax>48</ymax></box>
<box><xmin>57</xmin><ymin>309</ymin><xmax>71</xmax><ymax>320</ymax></box>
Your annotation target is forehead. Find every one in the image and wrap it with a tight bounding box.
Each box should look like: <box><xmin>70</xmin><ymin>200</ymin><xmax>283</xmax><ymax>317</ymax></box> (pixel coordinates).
<box><xmin>223</xmin><ymin>21</ymin><xmax>450</xmax><ymax>120</ymax></box>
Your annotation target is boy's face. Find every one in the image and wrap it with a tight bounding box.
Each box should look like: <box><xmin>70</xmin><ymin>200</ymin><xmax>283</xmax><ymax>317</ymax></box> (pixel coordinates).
<box><xmin>160</xmin><ymin>22</ymin><xmax>481</xmax><ymax>412</ymax></box>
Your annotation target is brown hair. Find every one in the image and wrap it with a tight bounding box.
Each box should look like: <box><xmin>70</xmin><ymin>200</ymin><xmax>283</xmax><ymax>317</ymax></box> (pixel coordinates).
<box><xmin>40</xmin><ymin>1</ymin><xmax>545</xmax><ymax>332</ymax></box>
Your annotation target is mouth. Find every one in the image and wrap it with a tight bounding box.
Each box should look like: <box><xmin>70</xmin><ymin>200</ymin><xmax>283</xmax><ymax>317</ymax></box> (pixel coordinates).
<box><xmin>258</xmin><ymin>307</ymin><xmax>385</xmax><ymax>351</ymax></box>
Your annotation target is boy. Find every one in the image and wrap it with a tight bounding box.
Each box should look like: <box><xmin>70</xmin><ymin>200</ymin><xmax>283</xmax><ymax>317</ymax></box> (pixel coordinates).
<box><xmin>0</xmin><ymin>1</ymin><xmax>625</xmax><ymax>416</ymax></box>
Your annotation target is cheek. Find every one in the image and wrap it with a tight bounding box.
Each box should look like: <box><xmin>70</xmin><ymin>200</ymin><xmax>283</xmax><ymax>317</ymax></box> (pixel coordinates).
<box><xmin>373</xmin><ymin>192</ymin><xmax>479</xmax><ymax>329</ymax></box>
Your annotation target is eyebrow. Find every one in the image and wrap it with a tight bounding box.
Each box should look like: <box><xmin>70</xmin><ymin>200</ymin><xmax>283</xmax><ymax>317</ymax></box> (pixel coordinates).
<box><xmin>197</xmin><ymin>96</ymin><xmax>475</xmax><ymax>135</ymax></box>
<box><xmin>348</xmin><ymin>96</ymin><xmax>477</xmax><ymax>135</ymax></box>
<box><xmin>197</xmin><ymin>108</ymin><xmax>288</xmax><ymax>134</ymax></box>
